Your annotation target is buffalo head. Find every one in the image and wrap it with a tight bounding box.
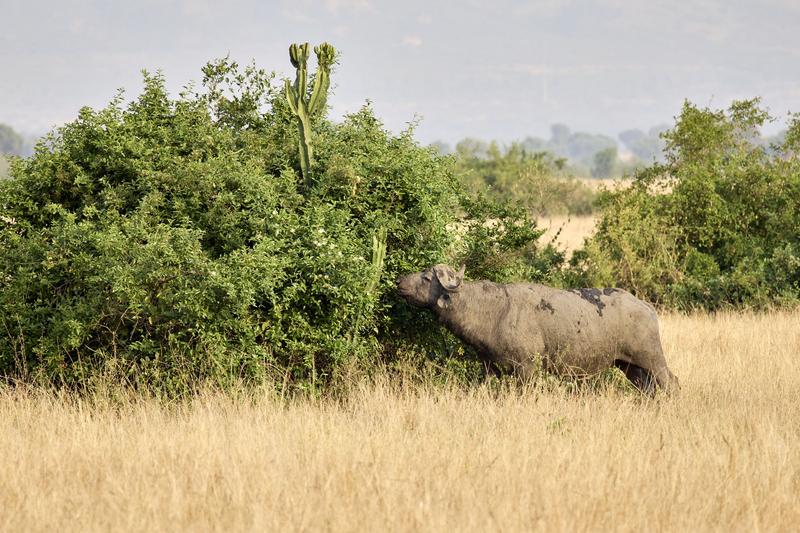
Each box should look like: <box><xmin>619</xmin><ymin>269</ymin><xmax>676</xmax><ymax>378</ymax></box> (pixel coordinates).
<box><xmin>396</xmin><ymin>264</ymin><xmax>465</xmax><ymax>310</ymax></box>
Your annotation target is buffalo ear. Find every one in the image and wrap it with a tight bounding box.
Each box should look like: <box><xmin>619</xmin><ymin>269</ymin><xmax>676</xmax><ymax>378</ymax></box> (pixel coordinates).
<box><xmin>434</xmin><ymin>264</ymin><xmax>463</xmax><ymax>292</ymax></box>
<box><xmin>436</xmin><ymin>293</ymin><xmax>451</xmax><ymax>309</ymax></box>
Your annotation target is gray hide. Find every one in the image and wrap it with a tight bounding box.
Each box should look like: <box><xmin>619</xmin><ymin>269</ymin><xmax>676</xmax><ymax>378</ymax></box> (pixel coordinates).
<box><xmin>397</xmin><ymin>264</ymin><xmax>679</xmax><ymax>394</ymax></box>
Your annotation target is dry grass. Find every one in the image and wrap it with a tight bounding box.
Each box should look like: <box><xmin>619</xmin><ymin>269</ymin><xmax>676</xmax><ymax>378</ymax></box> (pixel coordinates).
<box><xmin>574</xmin><ymin>177</ymin><xmax>632</xmax><ymax>191</ymax></box>
<box><xmin>2</xmin><ymin>311</ymin><xmax>800</xmax><ymax>532</ymax></box>
<box><xmin>539</xmin><ymin>214</ymin><xmax>597</xmax><ymax>255</ymax></box>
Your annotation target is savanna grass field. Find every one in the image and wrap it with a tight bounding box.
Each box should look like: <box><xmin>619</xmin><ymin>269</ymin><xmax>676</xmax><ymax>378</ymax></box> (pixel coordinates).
<box><xmin>2</xmin><ymin>310</ymin><xmax>799</xmax><ymax>532</ymax></box>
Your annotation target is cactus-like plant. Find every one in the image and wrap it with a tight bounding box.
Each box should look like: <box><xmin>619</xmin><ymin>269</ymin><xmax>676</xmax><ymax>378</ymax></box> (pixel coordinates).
<box><xmin>365</xmin><ymin>226</ymin><xmax>387</xmax><ymax>296</ymax></box>
<box><xmin>284</xmin><ymin>42</ymin><xmax>336</xmax><ymax>186</ymax></box>
<box><xmin>350</xmin><ymin>226</ymin><xmax>388</xmax><ymax>347</ymax></box>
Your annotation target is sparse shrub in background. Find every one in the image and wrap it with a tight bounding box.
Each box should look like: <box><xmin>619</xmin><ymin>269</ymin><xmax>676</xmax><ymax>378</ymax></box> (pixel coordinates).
<box><xmin>455</xmin><ymin>141</ymin><xmax>597</xmax><ymax>216</ymax></box>
<box><xmin>574</xmin><ymin>99</ymin><xmax>800</xmax><ymax>309</ymax></box>
<box><xmin>0</xmin><ymin>57</ymin><xmax>561</xmax><ymax>392</ymax></box>
<box><xmin>591</xmin><ymin>147</ymin><xmax>619</xmax><ymax>179</ymax></box>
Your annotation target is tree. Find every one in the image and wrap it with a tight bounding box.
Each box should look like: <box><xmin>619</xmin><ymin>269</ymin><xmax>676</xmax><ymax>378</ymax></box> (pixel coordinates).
<box><xmin>591</xmin><ymin>147</ymin><xmax>617</xmax><ymax>178</ymax></box>
<box><xmin>0</xmin><ymin>124</ymin><xmax>24</xmax><ymax>155</ymax></box>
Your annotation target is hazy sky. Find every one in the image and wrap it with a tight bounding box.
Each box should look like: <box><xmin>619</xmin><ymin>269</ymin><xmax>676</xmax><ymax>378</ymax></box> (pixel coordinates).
<box><xmin>2</xmin><ymin>0</ymin><xmax>799</xmax><ymax>144</ymax></box>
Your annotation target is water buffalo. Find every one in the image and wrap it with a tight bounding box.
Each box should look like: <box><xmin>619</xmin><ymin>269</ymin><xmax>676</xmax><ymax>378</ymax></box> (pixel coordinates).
<box><xmin>397</xmin><ymin>264</ymin><xmax>679</xmax><ymax>395</ymax></box>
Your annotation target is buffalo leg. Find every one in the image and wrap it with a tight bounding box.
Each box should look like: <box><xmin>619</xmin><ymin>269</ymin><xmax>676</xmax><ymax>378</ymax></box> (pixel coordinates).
<box><xmin>614</xmin><ymin>360</ymin><xmax>656</xmax><ymax>395</ymax></box>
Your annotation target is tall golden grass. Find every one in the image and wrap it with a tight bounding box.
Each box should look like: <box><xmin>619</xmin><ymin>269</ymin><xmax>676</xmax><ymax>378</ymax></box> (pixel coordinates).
<box><xmin>2</xmin><ymin>311</ymin><xmax>799</xmax><ymax>532</ymax></box>
<box><xmin>539</xmin><ymin>214</ymin><xmax>597</xmax><ymax>255</ymax></box>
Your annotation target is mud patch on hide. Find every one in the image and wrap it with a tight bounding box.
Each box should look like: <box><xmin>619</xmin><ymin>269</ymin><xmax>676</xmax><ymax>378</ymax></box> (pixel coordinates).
<box><xmin>535</xmin><ymin>298</ymin><xmax>555</xmax><ymax>314</ymax></box>
<box><xmin>570</xmin><ymin>288</ymin><xmax>607</xmax><ymax>316</ymax></box>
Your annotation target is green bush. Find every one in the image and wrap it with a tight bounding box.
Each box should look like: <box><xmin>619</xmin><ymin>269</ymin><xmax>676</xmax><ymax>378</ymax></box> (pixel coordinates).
<box><xmin>0</xmin><ymin>59</ymin><xmax>559</xmax><ymax>392</ymax></box>
<box><xmin>575</xmin><ymin>99</ymin><xmax>800</xmax><ymax>309</ymax></box>
<box><xmin>455</xmin><ymin>141</ymin><xmax>597</xmax><ymax>216</ymax></box>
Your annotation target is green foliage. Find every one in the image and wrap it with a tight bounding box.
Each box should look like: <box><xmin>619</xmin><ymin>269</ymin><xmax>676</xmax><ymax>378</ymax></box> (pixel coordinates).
<box><xmin>576</xmin><ymin>99</ymin><xmax>800</xmax><ymax>309</ymax></box>
<box><xmin>284</xmin><ymin>42</ymin><xmax>336</xmax><ymax>185</ymax></box>
<box><xmin>457</xmin><ymin>194</ymin><xmax>567</xmax><ymax>284</ymax></box>
<box><xmin>455</xmin><ymin>141</ymin><xmax>597</xmax><ymax>216</ymax></box>
<box><xmin>0</xmin><ymin>59</ymin><xmax>556</xmax><ymax>392</ymax></box>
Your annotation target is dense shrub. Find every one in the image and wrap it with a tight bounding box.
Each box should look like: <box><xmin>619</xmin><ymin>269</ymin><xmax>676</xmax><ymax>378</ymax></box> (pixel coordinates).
<box><xmin>0</xmin><ymin>60</ymin><xmax>560</xmax><ymax>391</ymax></box>
<box><xmin>575</xmin><ymin>99</ymin><xmax>800</xmax><ymax>309</ymax></box>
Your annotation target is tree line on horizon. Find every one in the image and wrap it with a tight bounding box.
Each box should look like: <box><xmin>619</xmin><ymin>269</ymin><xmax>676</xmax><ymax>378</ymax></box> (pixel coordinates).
<box><xmin>432</xmin><ymin>121</ymin><xmax>789</xmax><ymax>179</ymax></box>
<box><xmin>430</xmin><ymin>123</ymin><xmax>668</xmax><ymax>178</ymax></box>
